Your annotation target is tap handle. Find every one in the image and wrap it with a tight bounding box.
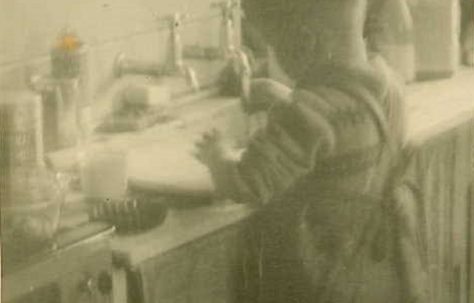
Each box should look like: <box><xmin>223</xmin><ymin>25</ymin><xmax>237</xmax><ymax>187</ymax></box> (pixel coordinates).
<box><xmin>156</xmin><ymin>12</ymin><xmax>189</xmax><ymax>30</ymax></box>
<box><xmin>168</xmin><ymin>13</ymin><xmax>183</xmax><ymax>30</ymax></box>
<box><xmin>211</xmin><ymin>1</ymin><xmax>242</xmax><ymax>58</ymax></box>
<box><xmin>114</xmin><ymin>52</ymin><xmax>164</xmax><ymax>78</ymax></box>
<box><xmin>211</xmin><ymin>0</ymin><xmax>243</xmax><ymax>22</ymax></box>
<box><xmin>211</xmin><ymin>0</ymin><xmax>237</xmax><ymax>17</ymax></box>
<box><xmin>157</xmin><ymin>13</ymin><xmax>190</xmax><ymax>72</ymax></box>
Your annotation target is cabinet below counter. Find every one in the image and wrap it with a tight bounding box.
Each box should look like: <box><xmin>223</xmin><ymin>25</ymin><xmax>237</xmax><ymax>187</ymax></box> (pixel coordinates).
<box><xmin>111</xmin><ymin>203</ymin><xmax>256</xmax><ymax>303</ymax></box>
<box><xmin>111</xmin><ymin>203</ymin><xmax>254</xmax><ymax>268</ymax></box>
<box><xmin>110</xmin><ymin>69</ymin><xmax>474</xmax><ymax>253</ymax></box>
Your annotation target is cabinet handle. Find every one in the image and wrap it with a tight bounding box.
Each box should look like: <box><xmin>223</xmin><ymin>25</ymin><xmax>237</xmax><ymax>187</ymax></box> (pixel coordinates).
<box><xmin>98</xmin><ymin>271</ymin><xmax>113</xmax><ymax>295</ymax></box>
<box><xmin>78</xmin><ymin>276</ymin><xmax>94</xmax><ymax>295</ymax></box>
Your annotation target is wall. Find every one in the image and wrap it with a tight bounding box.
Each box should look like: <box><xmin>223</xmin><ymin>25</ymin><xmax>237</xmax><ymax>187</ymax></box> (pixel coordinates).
<box><xmin>0</xmin><ymin>0</ymin><xmax>226</xmax><ymax>97</ymax></box>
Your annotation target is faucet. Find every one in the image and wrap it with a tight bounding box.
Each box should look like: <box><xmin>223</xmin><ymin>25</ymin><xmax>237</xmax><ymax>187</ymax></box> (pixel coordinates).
<box><xmin>114</xmin><ymin>12</ymin><xmax>200</xmax><ymax>92</ymax></box>
<box><xmin>183</xmin><ymin>0</ymin><xmax>239</xmax><ymax>61</ymax></box>
<box><xmin>162</xmin><ymin>13</ymin><xmax>186</xmax><ymax>73</ymax></box>
<box><xmin>211</xmin><ymin>0</ymin><xmax>239</xmax><ymax>58</ymax></box>
<box><xmin>211</xmin><ymin>0</ymin><xmax>252</xmax><ymax>94</ymax></box>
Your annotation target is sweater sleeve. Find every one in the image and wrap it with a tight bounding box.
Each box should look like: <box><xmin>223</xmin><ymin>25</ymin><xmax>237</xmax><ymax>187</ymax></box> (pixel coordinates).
<box><xmin>209</xmin><ymin>91</ymin><xmax>336</xmax><ymax>205</ymax></box>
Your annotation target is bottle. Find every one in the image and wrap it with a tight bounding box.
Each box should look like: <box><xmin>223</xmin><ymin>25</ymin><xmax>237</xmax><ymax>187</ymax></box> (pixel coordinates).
<box><xmin>369</xmin><ymin>0</ymin><xmax>416</xmax><ymax>83</ymax></box>
<box><xmin>50</xmin><ymin>29</ymin><xmax>90</xmax><ymax>149</ymax></box>
<box><xmin>0</xmin><ymin>91</ymin><xmax>44</xmax><ymax>208</ymax></box>
<box><xmin>410</xmin><ymin>0</ymin><xmax>460</xmax><ymax>79</ymax></box>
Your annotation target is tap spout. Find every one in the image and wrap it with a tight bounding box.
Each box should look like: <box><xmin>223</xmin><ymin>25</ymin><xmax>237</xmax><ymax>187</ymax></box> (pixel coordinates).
<box><xmin>114</xmin><ymin>53</ymin><xmax>165</xmax><ymax>78</ymax></box>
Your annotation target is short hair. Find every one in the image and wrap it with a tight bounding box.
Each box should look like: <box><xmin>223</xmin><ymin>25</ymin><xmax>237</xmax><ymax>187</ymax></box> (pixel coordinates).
<box><xmin>243</xmin><ymin>0</ymin><xmax>311</xmax><ymax>38</ymax></box>
<box><xmin>242</xmin><ymin>0</ymin><xmax>318</xmax><ymax>77</ymax></box>
<box><xmin>243</xmin><ymin>0</ymin><xmax>369</xmax><ymax>31</ymax></box>
<box><xmin>242</xmin><ymin>0</ymin><xmax>369</xmax><ymax>77</ymax></box>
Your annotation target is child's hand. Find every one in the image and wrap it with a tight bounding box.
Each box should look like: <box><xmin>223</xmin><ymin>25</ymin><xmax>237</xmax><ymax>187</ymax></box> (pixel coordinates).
<box><xmin>193</xmin><ymin>129</ymin><xmax>229</xmax><ymax>168</ymax></box>
<box><xmin>242</xmin><ymin>78</ymin><xmax>292</xmax><ymax>114</ymax></box>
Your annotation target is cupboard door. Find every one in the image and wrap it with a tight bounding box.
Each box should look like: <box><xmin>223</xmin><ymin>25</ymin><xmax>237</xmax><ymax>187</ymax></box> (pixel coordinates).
<box><xmin>59</xmin><ymin>250</ymin><xmax>114</xmax><ymax>303</ymax></box>
<box><xmin>187</xmin><ymin>227</ymin><xmax>241</xmax><ymax>303</ymax></box>
<box><xmin>136</xmin><ymin>223</ymin><xmax>244</xmax><ymax>303</ymax></box>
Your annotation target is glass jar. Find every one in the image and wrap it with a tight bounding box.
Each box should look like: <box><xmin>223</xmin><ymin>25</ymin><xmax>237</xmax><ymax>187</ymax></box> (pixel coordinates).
<box><xmin>2</xmin><ymin>167</ymin><xmax>68</xmax><ymax>262</ymax></box>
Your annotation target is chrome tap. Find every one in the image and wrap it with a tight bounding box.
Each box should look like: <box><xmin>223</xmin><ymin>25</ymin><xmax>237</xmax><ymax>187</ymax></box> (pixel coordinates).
<box><xmin>160</xmin><ymin>13</ymin><xmax>200</xmax><ymax>91</ymax></box>
<box><xmin>181</xmin><ymin>1</ymin><xmax>240</xmax><ymax>61</ymax></box>
<box><xmin>211</xmin><ymin>0</ymin><xmax>239</xmax><ymax>58</ymax></box>
<box><xmin>162</xmin><ymin>13</ymin><xmax>186</xmax><ymax>73</ymax></box>
<box><xmin>113</xmin><ymin>53</ymin><xmax>164</xmax><ymax>78</ymax></box>
<box><xmin>114</xmin><ymin>12</ymin><xmax>200</xmax><ymax>92</ymax></box>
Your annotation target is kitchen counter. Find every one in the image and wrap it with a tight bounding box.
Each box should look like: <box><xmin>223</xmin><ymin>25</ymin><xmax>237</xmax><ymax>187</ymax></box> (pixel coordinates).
<box><xmin>111</xmin><ymin>202</ymin><xmax>255</xmax><ymax>268</ymax></box>
<box><xmin>405</xmin><ymin>69</ymin><xmax>474</xmax><ymax>145</ymax></box>
<box><xmin>49</xmin><ymin>70</ymin><xmax>474</xmax><ymax>303</ymax></box>
<box><xmin>110</xmin><ymin>68</ymin><xmax>474</xmax><ymax>262</ymax></box>
<box><xmin>48</xmin><ymin>92</ymin><xmax>255</xmax><ymax>303</ymax></box>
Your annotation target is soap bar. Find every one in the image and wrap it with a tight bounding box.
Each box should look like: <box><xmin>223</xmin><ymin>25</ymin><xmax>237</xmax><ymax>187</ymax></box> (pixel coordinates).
<box><xmin>114</xmin><ymin>82</ymin><xmax>171</xmax><ymax>112</ymax></box>
<box><xmin>98</xmin><ymin>81</ymin><xmax>173</xmax><ymax>133</ymax></box>
<box><xmin>0</xmin><ymin>91</ymin><xmax>45</xmax><ymax>207</ymax></box>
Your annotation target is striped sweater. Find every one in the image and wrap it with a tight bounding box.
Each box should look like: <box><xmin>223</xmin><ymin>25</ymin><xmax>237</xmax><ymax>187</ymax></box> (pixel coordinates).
<box><xmin>209</xmin><ymin>56</ymin><xmax>427</xmax><ymax>303</ymax></box>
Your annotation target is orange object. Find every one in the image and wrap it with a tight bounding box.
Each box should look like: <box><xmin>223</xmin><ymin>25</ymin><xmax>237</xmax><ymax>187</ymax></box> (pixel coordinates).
<box><xmin>51</xmin><ymin>29</ymin><xmax>86</xmax><ymax>79</ymax></box>
<box><xmin>57</xmin><ymin>33</ymin><xmax>81</xmax><ymax>51</ymax></box>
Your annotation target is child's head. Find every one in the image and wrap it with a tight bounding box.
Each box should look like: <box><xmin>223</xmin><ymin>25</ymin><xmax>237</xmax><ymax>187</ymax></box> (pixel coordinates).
<box><xmin>243</xmin><ymin>0</ymin><xmax>370</xmax><ymax>79</ymax></box>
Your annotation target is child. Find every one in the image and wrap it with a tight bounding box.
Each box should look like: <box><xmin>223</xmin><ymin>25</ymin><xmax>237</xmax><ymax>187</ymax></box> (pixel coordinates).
<box><xmin>195</xmin><ymin>0</ymin><xmax>427</xmax><ymax>302</ymax></box>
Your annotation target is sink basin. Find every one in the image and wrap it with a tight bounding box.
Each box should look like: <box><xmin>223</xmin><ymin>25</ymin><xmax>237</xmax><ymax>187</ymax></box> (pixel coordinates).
<box><xmin>48</xmin><ymin>94</ymin><xmax>253</xmax><ymax>199</ymax></box>
<box><xmin>126</xmin><ymin>95</ymin><xmax>251</xmax><ymax>197</ymax></box>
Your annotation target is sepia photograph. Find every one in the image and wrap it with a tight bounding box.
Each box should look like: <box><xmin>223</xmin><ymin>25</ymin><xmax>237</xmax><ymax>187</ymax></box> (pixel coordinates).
<box><xmin>1</xmin><ymin>0</ymin><xmax>474</xmax><ymax>302</ymax></box>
